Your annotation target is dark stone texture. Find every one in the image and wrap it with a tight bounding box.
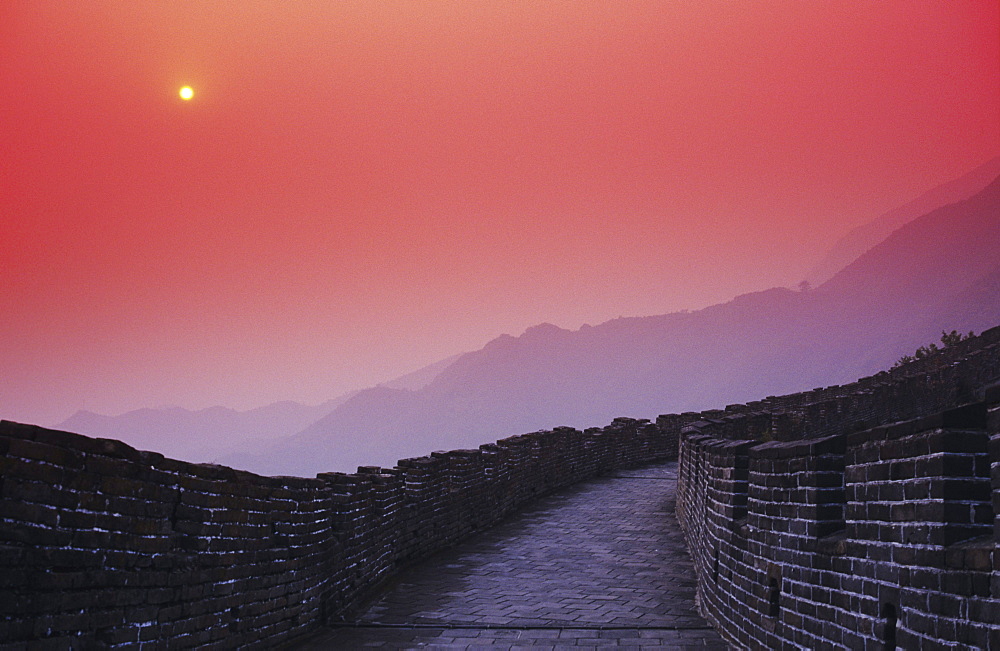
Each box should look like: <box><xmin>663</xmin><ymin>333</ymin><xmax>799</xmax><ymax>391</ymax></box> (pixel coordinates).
<box><xmin>678</xmin><ymin>325</ymin><xmax>1000</xmax><ymax>649</ymax></box>
<box><xmin>297</xmin><ymin>464</ymin><xmax>726</xmax><ymax>649</ymax></box>
<box><xmin>0</xmin><ymin>413</ymin><xmax>686</xmax><ymax>649</ymax></box>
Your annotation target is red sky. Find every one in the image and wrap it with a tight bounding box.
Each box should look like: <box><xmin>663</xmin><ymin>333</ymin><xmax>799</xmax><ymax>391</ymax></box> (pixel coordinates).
<box><xmin>2</xmin><ymin>1</ymin><xmax>998</xmax><ymax>426</ymax></box>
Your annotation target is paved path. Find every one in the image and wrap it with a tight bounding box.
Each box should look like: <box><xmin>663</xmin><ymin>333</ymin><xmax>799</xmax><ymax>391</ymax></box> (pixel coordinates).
<box><xmin>297</xmin><ymin>463</ymin><xmax>727</xmax><ymax>649</ymax></box>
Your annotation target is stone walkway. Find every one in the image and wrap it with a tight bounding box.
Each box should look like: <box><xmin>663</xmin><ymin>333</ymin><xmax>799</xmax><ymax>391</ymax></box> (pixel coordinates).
<box><xmin>296</xmin><ymin>463</ymin><xmax>727</xmax><ymax>649</ymax></box>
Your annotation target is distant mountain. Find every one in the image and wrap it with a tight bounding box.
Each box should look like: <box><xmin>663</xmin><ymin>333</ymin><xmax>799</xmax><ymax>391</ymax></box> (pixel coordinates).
<box><xmin>226</xmin><ymin>174</ymin><xmax>1000</xmax><ymax>477</ymax></box>
<box><xmin>57</xmin><ymin>398</ymin><xmax>349</xmax><ymax>464</ymax></box>
<box><xmin>806</xmin><ymin>155</ymin><xmax>1000</xmax><ymax>285</ymax></box>
<box><xmin>379</xmin><ymin>353</ymin><xmax>463</xmax><ymax>391</ymax></box>
<box><xmin>55</xmin><ymin>351</ymin><xmax>464</xmax><ymax>464</ymax></box>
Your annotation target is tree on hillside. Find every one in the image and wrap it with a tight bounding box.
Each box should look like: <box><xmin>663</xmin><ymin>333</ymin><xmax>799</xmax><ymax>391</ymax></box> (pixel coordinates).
<box><xmin>893</xmin><ymin>330</ymin><xmax>974</xmax><ymax>368</ymax></box>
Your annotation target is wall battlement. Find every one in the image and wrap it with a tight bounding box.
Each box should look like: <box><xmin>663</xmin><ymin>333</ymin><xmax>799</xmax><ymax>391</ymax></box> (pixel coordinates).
<box><xmin>0</xmin><ymin>414</ymin><xmax>685</xmax><ymax>648</ymax></box>
<box><xmin>2</xmin><ymin>326</ymin><xmax>1000</xmax><ymax>648</ymax></box>
<box><xmin>677</xmin><ymin>326</ymin><xmax>1000</xmax><ymax>649</ymax></box>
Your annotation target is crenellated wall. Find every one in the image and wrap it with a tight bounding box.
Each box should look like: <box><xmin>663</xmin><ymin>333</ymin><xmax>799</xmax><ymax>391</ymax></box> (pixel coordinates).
<box><xmin>677</xmin><ymin>326</ymin><xmax>1000</xmax><ymax>649</ymax></box>
<box><xmin>4</xmin><ymin>326</ymin><xmax>1000</xmax><ymax>648</ymax></box>
<box><xmin>0</xmin><ymin>415</ymin><xmax>687</xmax><ymax>649</ymax></box>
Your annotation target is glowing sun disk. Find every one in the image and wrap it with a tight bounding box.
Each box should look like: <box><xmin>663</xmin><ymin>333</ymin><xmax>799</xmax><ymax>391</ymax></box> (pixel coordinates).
<box><xmin>179</xmin><ymin>86</ymin><xmax>194</xmax><ymax>100</ymax></box>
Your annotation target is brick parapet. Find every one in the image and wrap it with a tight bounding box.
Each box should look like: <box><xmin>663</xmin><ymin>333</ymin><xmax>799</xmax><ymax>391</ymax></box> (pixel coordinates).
<box><xmin>0</xmin><ymin>412</ymin><xmax>700</xmax><ymax>648</ymax></box>
<box><xmin>678</xmin><ymin>328</ymin><xmax>1000</xmax><ymax>649</ymax></box>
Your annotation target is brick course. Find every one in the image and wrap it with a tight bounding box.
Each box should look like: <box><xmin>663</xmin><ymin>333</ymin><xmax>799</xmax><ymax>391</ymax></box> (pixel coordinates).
<box><xmin>0</xmin><ymin>411</ymin><xmax>685</xmax><ymax>648</ymax></box>
<box><xmin>679</xmin><ymin>326</ymin><xmax>1000</xmax><ymax>649</ymax></box>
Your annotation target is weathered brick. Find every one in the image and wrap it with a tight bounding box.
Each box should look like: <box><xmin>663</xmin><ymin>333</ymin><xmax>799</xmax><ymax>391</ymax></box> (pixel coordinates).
<box><xmin>676</xmin><ymin>331</ymin><xmax>1000</xmax><ymax>650</ymax></box>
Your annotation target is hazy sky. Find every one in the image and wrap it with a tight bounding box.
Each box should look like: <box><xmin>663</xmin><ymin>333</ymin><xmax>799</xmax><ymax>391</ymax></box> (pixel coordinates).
<box><xmin>3</xmin><ymin>1</ymin><xmax>998</xmax><ymax>425</ymax></box>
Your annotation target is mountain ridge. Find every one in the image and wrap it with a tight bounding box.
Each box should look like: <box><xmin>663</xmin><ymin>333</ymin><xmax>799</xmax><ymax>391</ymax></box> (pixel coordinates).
<box><xmin>806</xmin><ymin>155</ymin><xmax>1000</xmax><ymax>286</ymax></box>
<box><xmin>224</xmin><ymin>172</ymin><xmax>999</xmax><ymax>476</ymax></box>
<box><xmin>55</xmin><ymin>167</ymin><xmax>1000</xmax><ymax>476</ymax></box>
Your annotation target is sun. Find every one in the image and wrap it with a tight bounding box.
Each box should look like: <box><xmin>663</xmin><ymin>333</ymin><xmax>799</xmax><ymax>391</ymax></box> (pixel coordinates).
<box><xmin>179</xmin><ymin>86</ymin><xmax>194</xmax><ymax>101</ymax></box>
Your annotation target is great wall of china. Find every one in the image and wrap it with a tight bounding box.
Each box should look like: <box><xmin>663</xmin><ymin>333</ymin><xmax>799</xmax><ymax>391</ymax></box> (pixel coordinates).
<box><xmin>2</xmin><ymin>326</ymin><xmax>999</xmax><ymax>648</ymax></box>
<box><xmin>677</xmin><ymin>327</ymin><xmax>1000</xmax><ymax>649</ymax></box>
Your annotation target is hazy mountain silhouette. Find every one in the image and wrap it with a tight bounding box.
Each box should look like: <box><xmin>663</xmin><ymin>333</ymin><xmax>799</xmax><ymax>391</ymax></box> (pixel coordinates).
<box><xmin>378</xmin><ymin>353</ymin><xmax>463</xmax><ymax>391</ymax></box>
<box><xmin>55</xmin><ymin>352</ymin><xmax>464</xmax><ymax>465</ymax></box>
<box><xmin>806</xmin><ymin>155</ymin><xmax>1000</xmax><ymax>286</ymax></box>
<box><xmin>226</xmin><ymin>173</ymin><xmax>1000</xmax><ymax>477</ymax></box>
<box><xmin>57</xmin><ymin>398</ymin><xmax>350</xmax><ymax>465</ymax></box>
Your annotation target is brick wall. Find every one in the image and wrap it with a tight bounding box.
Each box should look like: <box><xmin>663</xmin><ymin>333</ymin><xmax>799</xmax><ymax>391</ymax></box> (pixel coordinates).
<box><xmin>0</xmin><ymin>414</ymin><xmax>686</xmax><ymax>648</ymax></box>
<box><xmin>678</xmin><ymin>327</ymin><xmax>1000</xmax><ymax>649</ymax></box>
<box><xmin>4</xmin><ymin>325</ymin><xmax>1000</xmax><ymax>648</ymax></box>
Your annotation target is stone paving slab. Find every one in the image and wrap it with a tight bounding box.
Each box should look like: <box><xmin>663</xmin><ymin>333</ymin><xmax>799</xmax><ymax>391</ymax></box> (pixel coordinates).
<box><xmin>297</xmin><ymin>463</ymin><xmax>728</xmax><ymax>650</ymax></box>
<box><xmin>301</xmin><ymin>625</ymin><xmax>726</xmax><ymax>648</ymax></box>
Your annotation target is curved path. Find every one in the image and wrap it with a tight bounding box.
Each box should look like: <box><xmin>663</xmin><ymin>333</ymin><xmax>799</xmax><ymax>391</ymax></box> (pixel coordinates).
<box><xmin>297</xmin><ymin>463</ymin><xmax>727</xmax><ymax>649</ymax></box>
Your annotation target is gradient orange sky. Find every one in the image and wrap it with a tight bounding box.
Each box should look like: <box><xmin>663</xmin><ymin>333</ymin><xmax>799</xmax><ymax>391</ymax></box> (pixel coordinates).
<box><xmin>3</xmin><ymin>1</ymin><xmax>998</xmax><ymax>425</ymax></box>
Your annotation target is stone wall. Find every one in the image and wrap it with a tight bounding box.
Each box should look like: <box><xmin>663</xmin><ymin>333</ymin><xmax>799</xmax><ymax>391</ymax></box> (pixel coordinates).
<box><xmin>677</xmin><ymin>326</ymin><xmax>1000</xmax><ymax>649</ymax></box>
<box><xmin>0</xmin><ymin>415</ymin><xmax>685</xmax><ymax>649</ymax></box>
<box><xmin>4</xmin><ymin>325</ymin><xmax>1000</xmax><ymax>648</ymax></box>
